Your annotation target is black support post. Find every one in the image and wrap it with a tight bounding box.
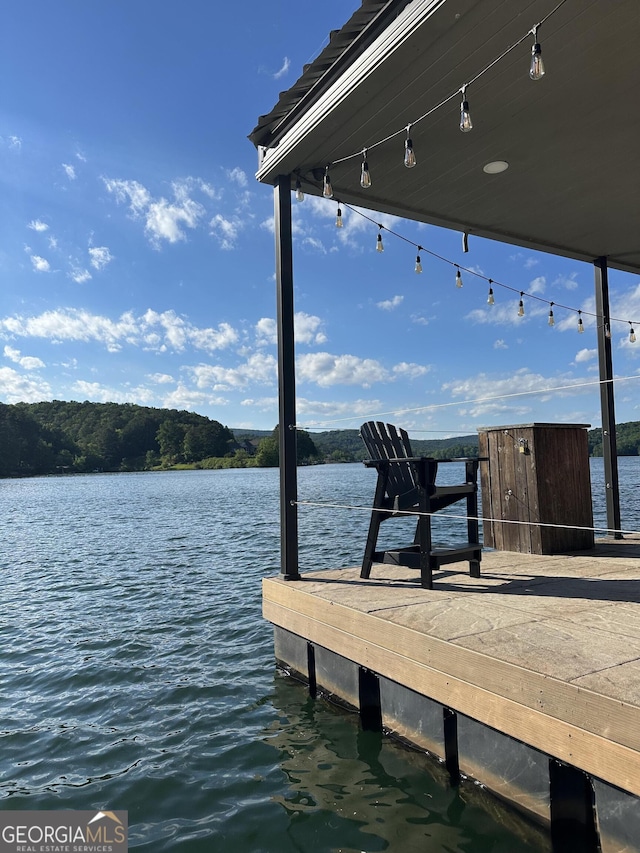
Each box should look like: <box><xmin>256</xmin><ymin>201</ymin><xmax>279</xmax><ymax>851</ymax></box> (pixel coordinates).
<box><xmin>594</xmin><ymin>257</ymin><xmax>622</xmax><ymax>538</ymax></box>
<box><xmin>274</xmin><ymin>175</ymin><xmax>300</xmax><ymax>578</ymax></box>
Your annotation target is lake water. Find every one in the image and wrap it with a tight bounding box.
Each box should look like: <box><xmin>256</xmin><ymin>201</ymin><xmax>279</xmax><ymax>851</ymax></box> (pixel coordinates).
<box><xmin>1</xmin><ymin>458</ymin><xmax>638</xmax><ymax>851</ymax></box>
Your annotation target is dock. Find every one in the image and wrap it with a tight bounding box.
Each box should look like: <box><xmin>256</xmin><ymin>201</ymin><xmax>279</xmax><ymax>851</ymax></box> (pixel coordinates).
<box><xmin>263</xmin><ymin>537</ymin><xmax>640</xmax><ymax>852</ymax></box>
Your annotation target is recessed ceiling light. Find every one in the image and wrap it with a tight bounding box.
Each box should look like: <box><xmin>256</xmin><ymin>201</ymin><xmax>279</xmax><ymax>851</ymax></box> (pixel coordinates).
<box><xmin>483</xmin><ymin>160</ymin><xmax>509</xmax><ymax>174</ymax></box>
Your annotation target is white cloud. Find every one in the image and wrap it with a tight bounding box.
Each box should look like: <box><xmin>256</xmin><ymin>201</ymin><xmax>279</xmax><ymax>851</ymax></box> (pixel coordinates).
<box><xmin>273</xmin><ymin>57</ymin><xmax>290</xmax><ymax>79</ymax></box>
<box><xmin>297</xmin><ymin>352</ymin><xmax>390</xmax><ymax>387</ymax></box>
<box><xmin>62</xmin><ymin>163</ymin><xmax>76</xmax><ymax>180</ymax></box>
<box><xmin>188</xmin><ymin>352</ymin><xmax>277</xmax><ymax>390</ymax></box>
<box><xmin>147</xmin><ymin>372</ymin><xmax>175</xmax><ymax>384</ymax></box>
<box><xmin>377</xmin><ymin>295</ymin><xmax>403</xmax><ymax>311</ymax></box>
<box><xmin>494</xmin><ymin>339</ymin><xmax>508</xmax><ymax>349</ymax></box>
<box><xmin>160</xmin><ymin>384</ymin><xmax>228</xmax><ymax>412</ymax></box>
<box><xmin>575</xmin><ymin>348</ymin><xmax>597</xmax><ymax>364</ymax></box>
<box><xmin>31</xmin><ymin>255</ymin><xmax>51</xmax><ymax>272</ymax></box>
<box><xmin>3</xmin><ymin>345</ymin><xmax>45</xmax><ymax>369</ymax></box>
<box><xmin>209</xmin><ymin>213</ymin><xmax>241</xmax><ymax>250</ymax></box>
<box><xmin>227</xmin><ymin>167</ymin><xmax>248</xmax><ymax>187</ymax></box>
<box><xmin>9</xmin><ymin>136</ymin><xmax>22</xmax><ymax>150</ymax></box>
<box><xmin>528</xmin><ymin>275</ymin><xmax>546</xmax><ymax>294</ymax></box>
<box><xmin>89</xmin><ymin>246</ymin><xmax>114</xmax><ymax>270</ymax></box>
<box><xmin>524</xmin><ymin>257</ymin><xmax>539</xmax><ymax>269</ymax></box>
<box><xmin>69</xmin><ymin>267</ymin><xmax>92</xmax><ymax>284</ymax></box>
<box><xmin>392</xmin><ymin>362</ymin><xmax>430</xmax><ymax>380</ymax></box>
<box><xmin>28</xmin><ymin>219</ymin><xmax>49</xmax><ymax>232</ymax></box>
<box><xmin>553</xmin><ymin>271</ymin><xmax>579</xmax><ymax>290</ymax></box>
<box><xmin>103</xmin><ymin>177</ymin><xmax>205</xmax><ymax>248</ymax></box>
<box><xmin>442</xmin><ymin>368</ymin><xmax>592</xmax><ymax>418</ymax></box>
<box><xmin>71</xmin><ymin>380</ymin><xmax>156</xmax><ymax>405</ymax></box>
<box><xmin>48</xmin><ymin>236</ymin><xmax>58</xmax><ymax>249</ymax></box>
<box><xmin>255</xmin><ymin>312</ymin><xmax>326</xmax><ymax>346</ymax></box>
<box><xmin>0</xmin><ymin>366</ymin><xmax>50</xmax><ymax>402</ymax></box>
<box><xmin>0</xmin><ymin>307</ymin><xmax>239</xmax><ymax>355</ymax></box>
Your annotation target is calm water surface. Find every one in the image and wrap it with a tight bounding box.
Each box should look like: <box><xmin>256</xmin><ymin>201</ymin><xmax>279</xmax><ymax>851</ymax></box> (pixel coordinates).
<box><xmin>1</xmin><ymin>459</ymin><xmax>638</xmax><ymax>851</ymax></box>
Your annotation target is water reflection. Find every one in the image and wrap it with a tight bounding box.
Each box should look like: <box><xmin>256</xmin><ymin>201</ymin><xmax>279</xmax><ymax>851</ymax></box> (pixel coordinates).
<box><xmin>265</xmin><ymin>673</ymin><xmax>549</xmax><ymax>853</ymax></box>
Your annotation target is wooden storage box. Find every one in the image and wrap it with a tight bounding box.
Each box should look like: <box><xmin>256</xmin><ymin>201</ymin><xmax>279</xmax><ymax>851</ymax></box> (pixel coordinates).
<box><xmin>478</xmin><ymin>423</ymin><xmax>594</xmax><ymax>554</ymax></box>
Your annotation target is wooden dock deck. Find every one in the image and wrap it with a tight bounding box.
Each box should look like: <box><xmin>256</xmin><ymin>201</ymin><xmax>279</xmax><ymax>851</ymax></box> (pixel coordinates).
<box><xmin>263</xmin><ymin>537</ymin><xmax>640</xmax><ymax>852</ymax></box>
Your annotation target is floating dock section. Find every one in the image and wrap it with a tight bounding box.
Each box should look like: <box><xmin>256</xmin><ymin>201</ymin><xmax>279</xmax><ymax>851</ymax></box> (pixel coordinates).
<box><xmin>263</xmin><ymin>538</ymin><xmax>640</xmax><ymax>853</ymax></box>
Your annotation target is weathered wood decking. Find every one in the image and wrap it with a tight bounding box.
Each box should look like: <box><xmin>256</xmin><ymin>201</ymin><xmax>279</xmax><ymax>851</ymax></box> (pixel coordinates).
<box><xmin>263</xmin><ymin>537</ymin><xmax>640</xmax><ymax>844</ymax></box>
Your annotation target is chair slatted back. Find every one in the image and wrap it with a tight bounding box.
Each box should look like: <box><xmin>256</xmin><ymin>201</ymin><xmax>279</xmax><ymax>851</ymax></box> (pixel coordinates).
<box><xmin>360</xmin><ymin>421</ymin><xmax>418</xmax><ymax>499</ymax></box>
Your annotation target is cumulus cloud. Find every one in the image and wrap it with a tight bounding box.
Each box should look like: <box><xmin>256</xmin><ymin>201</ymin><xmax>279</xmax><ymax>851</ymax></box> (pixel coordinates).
<box><xmin>0</xmin><ymin>366</ymin><xmax>51</xmax><ymax>402</ymax></box>
<box><xmin>71</xmin><ymin>380</ymin><xmax>156</xmax><ymax>405</ymax></box>
<box><xmin>255</xmin><ymin>312</ymin><xmax>326</xmax><ymax>346</ymax></box>
<box><xmin>28</xmin><ymin>219</ymin><xmax>49</xmax><ymax>232</ymax></box>
<box><xmin>209</xmin><ymin>213</ymin><xmax>241</xmax><ymax>250</ymax></box>
<box><xmin>296</xmin><ymin>352</ymin><xmax>390</xmax><ymax>387</ymax></box>
<box><xmin>528</xmin><ymin>276</ymin><xmax>546</xmax><ymax>294</ymax></box>
<box><xmin>31</xmin><ymin>255</ymin><xmax>51</xmax><ymax>272</ymax></box>
<box><xmin>273</xmin><ymin>57</ymin><xmax>290</xmax><ymax>79</ymax></box>
<box><xmin>147</xmin><ymin>372</ymin><xmax>175</xmax><ymax>384</ymax></box>
<box><xmin>377</xmin><ymin>295</ymin><xmax>403</xmax><ymax>311</ymax></box>
<box><xmin>442</xmin><ymin>368</ymin><xmax>592</xmax><ymax>418</ymax></box>
<box><xmin>7</xmin><ymin>135</ymin><xmax>22</xmax><ymax>150</ymax></box>
<box><xmin>227</xmin><ymin>167</ymin><xmax>248</xmax><ymax>187</ymax></box>
<box><xmin>69</xmin><ymin>267</ymin><xmax>92</xmax><ymax>284</ymax></box>
<box><xmin>62</xmin><ymin>163</ymin><xmax>76</xmax><ymax>180</ymax></box>
<box><xmin>392</xmin><ymin>361</ymin><xmax>430</xmax><ymax>380</ymax></box>
<box><xmin>89</xmin><ymin>246</ymin><xmax>114</xmax><ymax>270</ymax></box>
<box><xmin>3</xmin><ymin>345</ymin><xmax>45</xmax><ymax>369</ymax></box>
<box><xmin>103</xmin><ymin>177</ymin><xmax>206</xmax><ymax>248</ymax></box>
<box><xmin>494</xmin><ymin>339</ymin><xmax>508</xmax><ymax>349</ymax></box>
<box><xmin>188</xmin><ymin>352</ymin><xmax>277</xmax><ymax>391</ymax></box>
<box><xmin>575</xmin><ymin>348</ymin><xmax>597</xmax><ymax>364</ymax></box>
<box><xmin>0</xmin><ymin>307</ymin><xmax>239</xmax><ymax>355</ymax></box>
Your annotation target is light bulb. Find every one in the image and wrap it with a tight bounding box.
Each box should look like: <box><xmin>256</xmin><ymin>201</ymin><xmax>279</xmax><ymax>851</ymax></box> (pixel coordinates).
<box><xmin>578</xmin><ymin>311</ymin><xmax>584</xmax><ymax>333</ymax></box>
<box><xmin>323</xmin><ymin>168</ymin><xmax>333</xmax><ymax>199</ymax></box>
<box><xmin>605</xmin><ymin>323</ymin><xmax>612</xmax><ymax>340</ymax></box>
<box><xmin>462</xmin><ymin>232</ymin><xmax>469</xmax><ymax>253</ymax></box>
<box><xmin>518</xmin><ymin>293</ymin><xmax>525</xmax><ymax>317</ymax></box>
<box><xmin>455</xmin><ymin>269</ymin><xmax>463</xmax><ymax>288</ymax></box>
<box><xmin>404</xmin><ymin>136</ymin><xmax>416</xmax><ymax>168</ymax></box>
<box><xmin>530</xmin><ymin>42</ymin><xmax>545</xmax><ymax>80</ymax></box>
<box><xmin>631</xmin><ymin>325</ymin><xmax>637</xmax><ymax>343</ymax></box>
<box><xmin>295</xmin><ymin>178</ymin><xmax>304</xmax><ymax>202</ymax></box>
<box><xmin>548</xmin><ymin>304</ymin><xmax>555</xmax><ymax>326</ymax></box>
<box><xmin>336</xmin><ymin>207</ymin><xmax>343</xmax><ymax>228</ymax></box>
<box><xmin>415</xmin><ymin>254</ymin><xmax>422</xmax><ymax>274</ymax></box>
<box><xmin>360</xmin><ymin>154</ymin><xmax>371</xmax><ymax>189</ymax></box>
<box><xmin>460</xmin><ymin>97</ymin><xmax>472</xmax><ymax>132</ymax></box>
<box><xmin>376</xmin><ymin>230</ymin><xmax>384</xmax><ymax>252</ymax></box>
<box><xmin>487</xmin><ymin>286</ymin><xmax>494</xmax><ymax>305</ymax></box>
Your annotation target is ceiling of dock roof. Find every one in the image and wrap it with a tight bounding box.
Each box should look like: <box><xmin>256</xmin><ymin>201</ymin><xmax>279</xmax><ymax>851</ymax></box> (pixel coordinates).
<box><xmin>250</xmin><ymin>0</ymin><xmax>640</xmax><ymax>274</ymax></box>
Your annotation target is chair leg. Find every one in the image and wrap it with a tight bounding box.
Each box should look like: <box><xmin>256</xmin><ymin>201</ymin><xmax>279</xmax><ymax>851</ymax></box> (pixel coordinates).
<box><xmin>470</xmin><ymin>559</ymin><xmax>481</xmax><ymax>579</ymax></box>
<box><xmin>416</xmin><ymin>507</ymin><xmax>433</xmax><ymax>590</ymax></box>
<box><xmin>361</xmin><ymin>510</ymin><xmax>384</xmax><ymax>579</ymax></box>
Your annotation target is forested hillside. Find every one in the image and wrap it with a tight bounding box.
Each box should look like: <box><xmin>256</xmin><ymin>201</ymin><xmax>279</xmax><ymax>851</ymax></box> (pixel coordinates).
<box><xmin>0</xmin><ymin>401</ymin><xmax>235</xmax><ymax>476</ymax></box>
<box><xmin>2</xmin><ymin>400</ymin><xmax>639</xmax><ymax>478</ymax></box>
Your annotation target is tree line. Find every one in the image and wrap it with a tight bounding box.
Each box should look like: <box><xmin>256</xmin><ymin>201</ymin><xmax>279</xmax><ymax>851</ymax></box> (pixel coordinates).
<box><xmin>1</xmin><ymin>400</ymin><xmax>639</xmax><ymax>478</ymax></box>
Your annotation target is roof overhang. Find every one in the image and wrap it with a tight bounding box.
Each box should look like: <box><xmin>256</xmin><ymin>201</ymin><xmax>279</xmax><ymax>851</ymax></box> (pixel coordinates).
<box><xmin>250</xmin><ymin>0</ymin><xmax>640</xmax><ymax>274</ymax></box>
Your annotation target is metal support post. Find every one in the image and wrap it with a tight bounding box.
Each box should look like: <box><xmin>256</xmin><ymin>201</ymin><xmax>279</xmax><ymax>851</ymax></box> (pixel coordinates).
<box><xmin>274</xmin><ymin>175</ymin><xmax>300</xmax><ymax>578</ymax></box>
<box><xmin>594</xmin><ymin>257</ymin><xmax>622</xmax><ymax>538</ymax></box>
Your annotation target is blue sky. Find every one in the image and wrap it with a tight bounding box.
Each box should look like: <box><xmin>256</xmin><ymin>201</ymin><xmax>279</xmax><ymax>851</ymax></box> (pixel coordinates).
<box><xmin>1</xmin><ymin>1</ymin><xmax>639</xmax><ymax>437</ymax></box>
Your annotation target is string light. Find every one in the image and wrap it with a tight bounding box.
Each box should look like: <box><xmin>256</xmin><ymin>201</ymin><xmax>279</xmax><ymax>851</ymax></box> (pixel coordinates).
<box><xmin>360</xmin><ymin>151</ymin><xmax>372</xmax><ymax>188</ymax></box>
<box><xmin>336</xmin><ymin>205</ymin><xmax>343</xmax><ymax>228</ymax></box>
<box><xmin>323</xmin><ymin>166</ymin><xmax>333</xmax><ymax>199</ymax></box>
<box><xmin>295</xmin><ymin>178</ymin><xmax>304</xmax><ymax>202</ymax></box>
<box><xmin>578</xmin><ymin>310</ymin><xmax>584</xmax><ymax>333</ymax></box>
<box><xmin>320</xmin><ymin>198</ymin><xmax>640</xmax><ymax>337</ymax></box>
<box><xmin>529</xmin><ymin>25</ymin><xmax>546</xmax><ymax>80</ymax></box>
<box><xmin>404</xmin><ymin>127</ymin><xmax>416</xmax><ymax>168</ymax></box>
<box><xmin>459</xmin><ymin>85</ymin><xmax>472</xmax><ymax>132</ymax></box>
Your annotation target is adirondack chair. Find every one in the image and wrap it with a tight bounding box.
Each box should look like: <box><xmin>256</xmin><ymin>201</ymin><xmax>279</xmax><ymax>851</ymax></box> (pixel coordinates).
<box><xmin>360</xmin><ymin>421</ymin><xmax>482</xmax><ymax>589</ymax></box>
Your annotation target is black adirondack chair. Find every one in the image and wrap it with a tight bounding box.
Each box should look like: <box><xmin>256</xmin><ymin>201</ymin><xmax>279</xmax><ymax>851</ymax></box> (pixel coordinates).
<box><xmin>360</xmin><ymin>421</ymin><xmax>482</xmax><ymax>589</ymax></box>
